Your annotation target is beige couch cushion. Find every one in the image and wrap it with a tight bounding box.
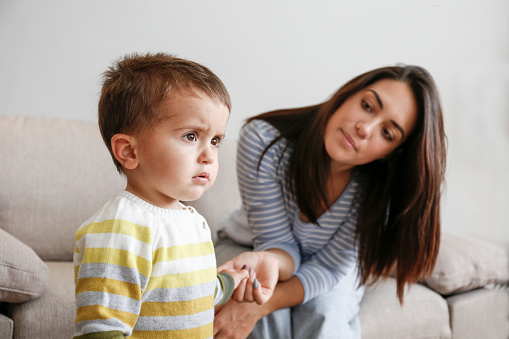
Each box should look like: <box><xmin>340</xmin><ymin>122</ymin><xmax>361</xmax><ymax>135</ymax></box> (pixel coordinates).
<box><xmin>447</xmin><ymin>288</ymin><xmax>509</xmax><ymax>339</ymax></box>
<box><xmin>9</xmin><ymin>261</ymin><xmax>75</xmax><ymax>339</ymax></box>
<box><xmin>0</xmin><ymin>115</ymin><xmax>125</xmax><ymax>261</ymax></box>
<box><xmin>0</xmin><ymin>228</ymin><xmax>48</xmax><ymax>303</ymax></box>
<box><xmin>359</xmin><ymin>278</ymin><xmax>452</xmax><ymax>339</ymax></box>
<box><xmin>423</xmin><ymin>232</ymin><xmax>509</xmax><ymax>295</ymax></box>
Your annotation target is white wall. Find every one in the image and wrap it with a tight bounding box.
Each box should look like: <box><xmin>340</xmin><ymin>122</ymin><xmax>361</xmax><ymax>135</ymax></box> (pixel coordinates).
<box><xmin>1</xmin><ymin>0</ymin><xmax>508</xmax><ymax>249</ymax></box>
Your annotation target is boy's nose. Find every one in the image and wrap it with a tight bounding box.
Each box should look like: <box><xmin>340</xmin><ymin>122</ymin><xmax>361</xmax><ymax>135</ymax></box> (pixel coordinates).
<box><xmin>198</xmin><ymin>147</ymin><xmax>215</xmax><ymax>164</ymax></box>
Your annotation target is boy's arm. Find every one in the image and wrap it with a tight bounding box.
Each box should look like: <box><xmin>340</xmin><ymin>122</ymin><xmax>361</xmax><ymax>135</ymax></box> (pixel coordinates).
<box><xmin>214</xmin><ymin>273</ymin><xmax>236</xmax><ymax>306</ymax></box>
<box><xmin>74</xmin><ymin>220</ymin><xmax>151</xmax><ymax>338</ymax></box>
<box><xmin>214</xmin><ymin>269</ymin><xmax>251</xmax><ymax>306</ymax></box>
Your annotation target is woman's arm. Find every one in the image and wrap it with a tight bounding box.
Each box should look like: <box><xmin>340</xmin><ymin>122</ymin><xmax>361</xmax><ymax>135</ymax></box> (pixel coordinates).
<box><xmin>214</xmin><ymin>277</ymin><xmax>304</xmax><ymax>339</ymax></box>
<box><xmin>266</xmin><ymin>248</ymin><xmax>295</xmax><ymax>281</ymax></box>
<box><xmin>265</xmin><ymin>276</ymin><xmax>304</xmax><ymax>313</ymax></box>
<box><xmin>236</xmin><ymin>120</ymin><xmax>302</xmax><ymax>272</ymax></box>
<box><xmin>295</xmin><ymin>211</ymin><xmax>359</xmax><ymax>303</ymax></box>
<box><xmin>234</xmin><ymin>121</ymin><xmax>361</xmax><ymax>303</ymax></box>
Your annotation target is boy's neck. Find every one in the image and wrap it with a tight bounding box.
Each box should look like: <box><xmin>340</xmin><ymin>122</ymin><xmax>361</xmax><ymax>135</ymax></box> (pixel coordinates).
<box><xmin>125</xmin><ymin>183</ymin><xmax>183</xmax><ymax>210</ymax></box>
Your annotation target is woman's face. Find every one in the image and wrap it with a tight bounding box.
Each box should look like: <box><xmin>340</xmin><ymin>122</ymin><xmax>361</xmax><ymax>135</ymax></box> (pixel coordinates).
<box><xmin>324</xmin><ymin>79</ymin><xmax>418</xmax><ymax>172</ymax></box>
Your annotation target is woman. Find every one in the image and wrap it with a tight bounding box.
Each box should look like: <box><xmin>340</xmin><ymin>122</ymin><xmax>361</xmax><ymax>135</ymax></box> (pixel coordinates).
<box><xmin>214</xmin><ymin>65</ymin><xmax>447</xmax><ymax>339</ymax></box>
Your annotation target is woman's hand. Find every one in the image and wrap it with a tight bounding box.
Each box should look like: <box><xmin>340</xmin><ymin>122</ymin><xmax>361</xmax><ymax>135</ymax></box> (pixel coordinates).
<box><xmin>214</xmin><ymin>276</ymin><xmax>306</xmax><ymax>338</ymax></box>
<box><xmin>218</xmin><ymin>251</ymin><xmax>279</xmax><ymax>305</ymax></box>
<box><xmin>213</xmin><ymin>299</ymin><xmax>266</xmax><ymax>339</ymax></box>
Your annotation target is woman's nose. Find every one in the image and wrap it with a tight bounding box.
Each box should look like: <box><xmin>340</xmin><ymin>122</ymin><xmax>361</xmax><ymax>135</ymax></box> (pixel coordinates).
<box><xmin>356</xmin><ymin>120</ymin><xmax>375</xmax><ymax>139</ymax></box>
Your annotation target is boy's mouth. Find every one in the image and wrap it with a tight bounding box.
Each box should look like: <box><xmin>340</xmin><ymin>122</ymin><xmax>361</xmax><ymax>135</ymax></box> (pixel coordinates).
<box><xmin>197</xmin><ymin>172</ymin><xmax>210</xmax><ymax>179</ymax></box>
<box><xmin>193</xmin><ymin>172</ymin><xmax>210</xmax><ymax>183</ymax></box>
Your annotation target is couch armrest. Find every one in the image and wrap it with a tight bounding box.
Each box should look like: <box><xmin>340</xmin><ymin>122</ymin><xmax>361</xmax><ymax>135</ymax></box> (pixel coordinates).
<box><xmin>421</xmin><ymin>232</ymin><xmax>509</xmax><ymax>295</ymax></box>
<box><xmin>0</xmin><ymin>310</ymin><xmax>13</xmax><ymax>338</ymax></box>
<box><xmin>0</xmin><ymin>228</ymin><xmax>49</xmax><ymax>303</ymax></box>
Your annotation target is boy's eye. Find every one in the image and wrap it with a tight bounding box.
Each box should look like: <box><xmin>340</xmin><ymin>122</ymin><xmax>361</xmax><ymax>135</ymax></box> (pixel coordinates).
<box><xmin>211</xmin><ymin>137</ymin><xmax>221</xmax><ymax>147</ymax></box>
<box><xmin>184</xmin><ymin>132</ymin><xmax>197</xmax><ymax>142</ymax></box>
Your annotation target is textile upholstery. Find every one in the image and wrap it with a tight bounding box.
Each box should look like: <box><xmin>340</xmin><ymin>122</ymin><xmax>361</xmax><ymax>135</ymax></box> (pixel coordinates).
<box><xmin>424</xmin><ymin>232</ymin><xmax>509</xmax><ymax>294</ymax></box>
<box><xmin>0</xmin><ymin>228</ymin><xmax>48</xmax><ymax>303</ymax></box>
<box><xmin>0</xmin><ymin>115</ymin><xmax>125</xmax><ymax>261</ymax></box>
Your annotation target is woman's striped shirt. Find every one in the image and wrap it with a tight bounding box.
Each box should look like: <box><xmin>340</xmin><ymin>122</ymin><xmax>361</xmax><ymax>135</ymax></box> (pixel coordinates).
<box><xmin>74</xmin><ymin>191</ymin><xmax>228</xmax><ymax>339</ymax></box>
<box><xmin>223</xmin><ymin>119</ymin><xmax>360</xmax><ymax>303</ymax></box>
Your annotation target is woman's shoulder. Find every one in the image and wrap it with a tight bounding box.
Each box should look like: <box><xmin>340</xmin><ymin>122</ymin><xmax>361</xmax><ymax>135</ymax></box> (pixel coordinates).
<box><xmin>238</xmin><ymin>118</ymin><xmax>291</xmax><ymax>165</ymax></box>
<box><xmin>239</xmin><ymin>119</ymin><xmax>289</xmax><ymax>152</ymax></box>
<box><xmin>241</xmin><ymin>119</ymin><xmax>280</xmax><ymax>141</ymax></box>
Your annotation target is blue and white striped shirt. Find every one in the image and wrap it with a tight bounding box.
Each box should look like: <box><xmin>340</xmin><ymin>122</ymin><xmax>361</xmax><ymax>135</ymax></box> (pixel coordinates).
<box><xmin>223</xmin><ymin>119</ymin><xmax>359</xmax><ymax>303</ymax></box>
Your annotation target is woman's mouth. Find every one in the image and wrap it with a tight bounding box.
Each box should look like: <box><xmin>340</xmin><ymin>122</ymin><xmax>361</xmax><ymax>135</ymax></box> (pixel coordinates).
<box><xmin>341</xmin><ymin>130</ymin><xmax>357</xmax><ymax>151</ymax></box>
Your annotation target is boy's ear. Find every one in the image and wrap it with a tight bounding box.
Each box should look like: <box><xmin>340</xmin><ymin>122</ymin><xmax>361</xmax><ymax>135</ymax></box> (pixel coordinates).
<box><xmin>111</xmin><ymin>134</ymin><xmax>138</xmax><ymax>170</ymax></box>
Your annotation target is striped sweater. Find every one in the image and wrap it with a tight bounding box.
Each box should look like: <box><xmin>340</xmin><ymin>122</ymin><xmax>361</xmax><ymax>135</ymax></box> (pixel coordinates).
<box><xmin>222</xmin><ymin>119</ymin><xmax>360</xmax><ymax>303</ymax></box>
<box><xmin>74</xmin><ymin>191</ymin><xmax>232</xmax><ymax>339</ymax></box>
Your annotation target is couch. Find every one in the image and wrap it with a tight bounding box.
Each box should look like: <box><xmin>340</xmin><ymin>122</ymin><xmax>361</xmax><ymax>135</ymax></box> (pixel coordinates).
<box><xmin>0</xmin><ymin>115</ymin><xmax>508</xmax><ymax>339</ymax></box>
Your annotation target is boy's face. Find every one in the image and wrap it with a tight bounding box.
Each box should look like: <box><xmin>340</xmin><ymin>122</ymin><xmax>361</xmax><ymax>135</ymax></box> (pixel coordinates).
<box><xmin>127</xmin><ymin>91</ymin><xmax>229</xmax><ymax>209</ymax></box>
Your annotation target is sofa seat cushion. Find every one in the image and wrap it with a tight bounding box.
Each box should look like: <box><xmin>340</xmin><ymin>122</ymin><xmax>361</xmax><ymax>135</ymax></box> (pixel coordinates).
<box><xmin>8</xmin><ymin>261</ymin><xmax>75</xmax><ymax>339</ymax></box>
<box><xmin>447</xmin><ymin>288</ymin><xmax>509</xmax><ymax>339</ymax></box>
<box><xmin>0</xmin><ymin>228</ymin><xmax>48</xmax><ymax>303</ymax></box>
<box><xmin>359</xmin><ymin>278</ymin><xmax>452</xmax><ymax>339</ymax></box>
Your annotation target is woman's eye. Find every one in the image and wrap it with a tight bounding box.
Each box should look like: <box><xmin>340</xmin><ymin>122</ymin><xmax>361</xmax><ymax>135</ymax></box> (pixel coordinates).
<box><xmin>382</xmin><ymin>129</ymin><xmax>393</xmax><ymax>141</ymax></box>
<box><xmin>184</xmin><ymin>133</ymin><xmax>197</xmax><ymax>142</ymax></box>
<box><xmin>362</xmin><ymin>100</ymin><xmax>372</xmax><ymax>112</ymax></box>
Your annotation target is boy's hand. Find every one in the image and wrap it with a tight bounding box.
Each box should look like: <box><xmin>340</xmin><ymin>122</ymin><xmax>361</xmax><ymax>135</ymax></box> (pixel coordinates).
<box><xmin>220</xmin><ymin>267</ymin><xmax>258</xmax><ymax>305</ymax></box>
<box><xmin>221</xmin><ymin>268</ymin><xmax>250</xmax><ymax>289</ymax></box>
<box><xmin>218</xmin><ymin>251</ymin><xmax>279</xmax><ymax>305</ymax></box>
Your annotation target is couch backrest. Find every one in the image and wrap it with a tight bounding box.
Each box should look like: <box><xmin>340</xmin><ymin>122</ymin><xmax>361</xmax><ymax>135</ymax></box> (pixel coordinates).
<box><xmin>0</xmin><ymin>116</ymin><xmax>125</xmax><ymax>261</ymax></box>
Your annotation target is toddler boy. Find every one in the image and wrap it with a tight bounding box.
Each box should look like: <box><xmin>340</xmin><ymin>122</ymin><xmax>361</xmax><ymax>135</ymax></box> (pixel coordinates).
<box><xmin>74</xmin><ymin>53</ymin><xmax>256</xmax><ymax>338</ymax></box>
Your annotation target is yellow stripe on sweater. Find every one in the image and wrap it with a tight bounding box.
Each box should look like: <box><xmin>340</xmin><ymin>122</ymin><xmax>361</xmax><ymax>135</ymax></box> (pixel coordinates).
<box><xmin>145</xmin><ymin>267</ymin><xmax>216</xmax><ymax>291</ymax></box>
<box><xmin>81</xmin><ymin>247</ymin><xmax>151</xmax><ymax>278</ymax></box>
<box><xmin>75</xmin><ymin>219</ymin><xmax>152</xmax><ymax>244</ymax></box>
<box><xmin>75</xmin><ymin>304</ymin><xmax>138</xmax><ymax>328</ymax></box>
<box><xmin>139</xmin><ymin>295</ymin><xmax>214</xmax><ymax>317</ymax></box>
<box><xmin>75</xmin><ymin>277</ymin><xmax>142</xmax><ymax>301</ymax></box>
<box><xmin>73</xmin><ymin>330</ymin><xmax>124</xmax><ymax>339</ymax></box>
<box><xmin>131</xmin><ymin>322</ymin><xmax>213</xmax><ymax>339</ymax></box>
<box><xmin>153</xmin><ymin>242</ymin><xmax>214</xmax><ymax>262</ymax></box>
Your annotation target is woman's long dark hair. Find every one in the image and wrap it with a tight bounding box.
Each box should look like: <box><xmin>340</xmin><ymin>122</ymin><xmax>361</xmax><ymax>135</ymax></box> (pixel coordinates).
<box><xmin>247</xmin><ymin>65</ymin><xmax>447</xmax><ymax>302</ymax></box>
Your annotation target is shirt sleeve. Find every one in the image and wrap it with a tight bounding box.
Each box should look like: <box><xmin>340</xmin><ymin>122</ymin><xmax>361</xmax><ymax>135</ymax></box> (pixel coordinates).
<box><xmin>236</xmin><ymin>120</ymin><xmax>302</xmax><ymax>274</ymax></box>
<box><xmin>214</xmin><ymin>273</ymin><xmax>235</xmax><ymax>306</ymax></box>
<box><xmin>74</xmin><ymin>220</ymin><xmax>153</xmax><ymax>338</ymax></box>
<box><xmin>295</xmin><ymin>209</ymin><xmax>359</xmax><ymax>303</ymax></box>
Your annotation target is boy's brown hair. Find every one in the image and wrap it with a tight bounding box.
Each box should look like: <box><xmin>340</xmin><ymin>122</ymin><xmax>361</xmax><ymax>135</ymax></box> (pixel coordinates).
<box><xmin>98</xmin><ymin>52</ymin><xmax>231</xmax><ymax>173</ymax></box>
